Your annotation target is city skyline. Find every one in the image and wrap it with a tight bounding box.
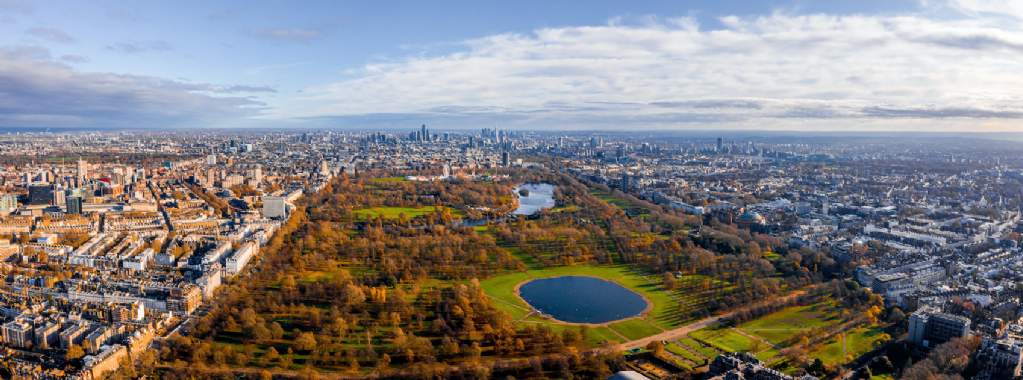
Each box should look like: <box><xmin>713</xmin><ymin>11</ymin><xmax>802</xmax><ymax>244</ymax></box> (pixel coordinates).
<box><xmin>2</xmin><ymin>0</ymin><xmax>1023</xmax><ymax>131</ymax></box>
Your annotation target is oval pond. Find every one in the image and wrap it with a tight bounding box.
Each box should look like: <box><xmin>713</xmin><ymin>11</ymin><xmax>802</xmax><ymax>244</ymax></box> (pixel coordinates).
<box><xmin>518</xmin><ymin>276</ymin><xmax>649</xmax><ymax>324</ymax></box>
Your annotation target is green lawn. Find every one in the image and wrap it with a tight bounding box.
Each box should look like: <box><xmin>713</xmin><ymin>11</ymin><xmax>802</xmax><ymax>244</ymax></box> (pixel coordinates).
<box><xmin>738</xmin><ymin>301</ymin><xmax>843</xmax><ymax>345</ymax></box>
<box><xmin>678</xmin><ymin>336</ymin><xmax>722</xmax><ymax>359</ymax></box>
<box><xmin>689</xmin><ymin>326</ymin><xmax>781</xmax><ymax>363</ymax></box>
<box><xmin>685</xmin><ymin>298</ymin><xmax>880</xmax><ymax>370</ymax></box>
<box><xmin>479</xmin><ymin>264</ymin><xmax>683</xmax><ymax>347</ymax></box>
<box><xmin>666</xmin><ymin>342</ymin><xmax>706</xmax><ymax>364</ymax></box>
<box><xmin>588</xmin><ymin>189</ymin><xmax>651</xmax><ymax>215</ymax></box>
<box><xmin>691</xmin><ymin>327</ymin><xmax>757</xmax><ymax>353</ymax></box>
<box><xmin>812</xmin><ymin>326</ymin><xmax>890</xmax><ymax>366</ymax></box>
<box><xmin>353</xmin><ymin>205</ymin><xmax>462</xmax><ymax>220</ymax></box>
<box><xmin>609</xmin><ymin>318</ymin><xmax>666</xmax><ymax>340</ymax></box>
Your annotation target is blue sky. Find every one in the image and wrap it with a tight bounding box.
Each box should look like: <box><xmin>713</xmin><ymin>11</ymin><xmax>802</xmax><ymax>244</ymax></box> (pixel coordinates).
<box><xmin>1</xmin><ymin>0</ymin><xmax>1022</xmax><ymax>130</ymax></box>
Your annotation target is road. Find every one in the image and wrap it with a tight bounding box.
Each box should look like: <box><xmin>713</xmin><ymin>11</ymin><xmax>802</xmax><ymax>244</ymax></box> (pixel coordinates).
<box><xmin>618</xmin><ymin>289</ymin><xmax>808</xmax><ymax>351</ymax></box>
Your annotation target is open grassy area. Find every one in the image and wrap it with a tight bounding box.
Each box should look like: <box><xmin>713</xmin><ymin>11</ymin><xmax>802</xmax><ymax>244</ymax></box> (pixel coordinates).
<box><xmin>691</xmin><ymin>327</ymin><xmax>758</xmax><ymax>353</ymax></box>
<box><xmin>812</xmin><ymin>326</ymin><xmax>890</xmax><ymax>366</ymax></box>
<box><xmin>479</xmin><ymin>263</ymin><xmax>683</xmax><ymax>346</ymax></box>
<box><xmin>589</xmin><ymin>189</ymin><xmax>651</xmax><ymax>215</ymax></box>
<box><xmin>369</xmin><ymin>176</ymin><xmax>408</xmax><ymax>183</ymax></box>
<box><xmin>678</xmin><ymin>326</ymin><xmax>781</xmax><ymax>365</ymax></box>
<box><xmin>738</xmin><ymin>300</ymin><xmax>844</xmax><ymax>345</ymax></box>
<box><xmin>666</xmin><ymin>342</ymin><xmax>706</xmax><ymax>364</ymax></box>
<box><xmin>678</xmin><ymin>336</ymin><xmax>721</xmax><ymax>359</ymax></box>
<box><xmin>680</xmin><ymin>298</ymin><xmax>881</xmax><ymax>370</ymax></box>
<box><xmin>353</xmin><ymin>205</ymin><xmax>462</xmax><ymax>220</ymax></box>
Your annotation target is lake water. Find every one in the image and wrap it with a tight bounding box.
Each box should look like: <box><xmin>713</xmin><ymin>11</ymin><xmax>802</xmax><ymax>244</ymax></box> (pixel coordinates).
<box><xmin>518</xmin><ymin>276</ymin><xmax>648</xmax><ymax>324</ymax></box>
<box><xmin>513</xmin><ymin>183</ymin><xmax>556</xmax><ymax>215</ymax></box>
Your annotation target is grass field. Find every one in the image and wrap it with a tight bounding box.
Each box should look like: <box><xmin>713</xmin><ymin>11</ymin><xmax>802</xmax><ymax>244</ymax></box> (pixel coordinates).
<box><xmin>353</xmin><ymin>205</ymin><xmax>462</xmax><ymax>220</ymax></box>
<box><xmin>678</xmin><ymin>336</ymin><xmax>721</xmax><ymax>359</ymax></box>
<box><xmin>666</xmin><ymin>342</ymin><xmax>706</xmax><ymax>364</ymax></box>
<box><xmin>691</xmin><ymin>327</ymin><xmax>758</xmax><ymax>353</ymax></box>
<box><xmin>812</xmin><ymin>326</ymin><xmax>889</xmax><ymax>366</ymax></box>
<box><xmin>479</xmin><ymin>264</ymin><xmax>682</xmax><ymax>346</ymax></box>
<box><xmin>678</xmin><ymin>299</ymin><xmax>880</xmax><ymax>370</ymax></box>
<box><xmin>589</xmin><ymin>189</ymin><xmax>651</xmax><ymax>215</ymax></box>
<box><xmin>738</xmin><ymin>301</ymin><xmax>844</xmax><ymax>345</ymax></box>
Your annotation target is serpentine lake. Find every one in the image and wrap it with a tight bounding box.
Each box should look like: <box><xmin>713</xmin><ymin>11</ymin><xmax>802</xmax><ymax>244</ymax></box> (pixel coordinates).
<box><xmin>512</xmin><ymin>183</ymin><xmax>556</xmax><ymax>215</ymax></box>
<box><xmin>518</xmin><ymin>276</ymin><xmax>649</xmax><ymax>324</ymax></box>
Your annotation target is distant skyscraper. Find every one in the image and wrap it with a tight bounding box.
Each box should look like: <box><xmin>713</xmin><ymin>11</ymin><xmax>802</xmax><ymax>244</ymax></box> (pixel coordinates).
<box><xmin>76</xmin><ymin>159</ymin><xmax>88</xmax><ymax>184</ymax></box>
<box><xmin>421</xmin><ymin>124</ymin><xmax>429</xmax><ymax>142</ymax></box>
<box><xmin>501</xmin><ymin>151</ymin><xmax>510</xmax><ymax>167</ymax></box>
<box><xmin>67</xmin><ymin>196</ymin><xmax>83</xmax><ymax>215</ymax></box>
<box><xmin>53</xmin><ymin>188</ymin><xmax>66</xmax><ymax>206</ymax></box>
<box><xmin>716</xmin><ymin>137</ymin><xmax>723</xmax><ymax>152</ymax></box>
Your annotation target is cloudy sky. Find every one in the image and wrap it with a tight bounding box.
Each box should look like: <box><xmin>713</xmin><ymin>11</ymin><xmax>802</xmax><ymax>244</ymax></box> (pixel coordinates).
<box><xmin>1</xmin><ymin>0</ymin><xmax>1022</xmax><ymax>131</ymax></box>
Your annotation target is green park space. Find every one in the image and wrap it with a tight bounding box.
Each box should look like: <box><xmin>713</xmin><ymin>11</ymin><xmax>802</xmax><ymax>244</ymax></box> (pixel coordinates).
<box><xmin>738</xmin><ymin>300</ymin><xmax>844</xmax><ymax>345</ymax></box>
<box><xmin>811</xmin><ymin>326</ymin><xmax>890</xmax><ymax>366</ymax></box>
<box><xmin>368</xmin><ymin>176</ymin><xmax>408</xmax><ymax>183</ymax></box>
<box><xmin>589</xmin><ymin>189</ymin><xmax>652</xmax><ymax>215</ymax></box>
<box><xmin>352</xmin><ymin>205</ymin><xmax>462</xmax><ymax>220</ymax></box>
<box><xmin>691</xmin><ymin>327</ymin><xmax>758</xmax><ymax>353</ymax></box>
<box><xmin>680</xmin><ymin>298</ymin><xmax>882</xmax><ymax>370</ymax></box>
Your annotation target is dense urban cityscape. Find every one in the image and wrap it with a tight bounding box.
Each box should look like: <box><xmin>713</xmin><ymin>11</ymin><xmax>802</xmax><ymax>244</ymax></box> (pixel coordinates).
<box><xmin>0</xmin><ymin>129</ymin><xmax>1017</xmax><ymax>379</ymax></box>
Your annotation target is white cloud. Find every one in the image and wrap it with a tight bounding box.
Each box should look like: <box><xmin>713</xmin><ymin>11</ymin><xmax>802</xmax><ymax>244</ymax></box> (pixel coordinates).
<box><xmin>946</xmin><ymin>0</ymin><xmax>1023</xmax><ymax>20</ymax></box>
<box><xmin>0</xmin><ymin>46</ymin><xmax>265</xmax><ymax>128</ymax></box>
<box><xmin>26</xmin><ymin>27</ymin><xmax>75</xmax><ymax>44</ymax></box>
<box><xmin>275</xmin><ymin>5</ymin><xmax>1023</xmax><ymax>131</ymax></box>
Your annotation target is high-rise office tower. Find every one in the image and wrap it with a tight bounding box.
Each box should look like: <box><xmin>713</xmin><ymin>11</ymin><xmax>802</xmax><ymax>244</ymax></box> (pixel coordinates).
<box><xmin>76</xmin><ymin>159</ymin><xmax>88</xmax><ymax>183</ymax></box>
<box><xmin>67</xmin><ymin>196</ymin><xmax>83</xmax><ymax>215</ymax></box>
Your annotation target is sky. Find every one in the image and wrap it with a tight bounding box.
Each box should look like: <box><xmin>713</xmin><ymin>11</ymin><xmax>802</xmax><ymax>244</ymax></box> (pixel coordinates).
<box><xmin>1</xmin><ymin>0</ymin><xmax>1022</xmax><ymax>131</ymax></box>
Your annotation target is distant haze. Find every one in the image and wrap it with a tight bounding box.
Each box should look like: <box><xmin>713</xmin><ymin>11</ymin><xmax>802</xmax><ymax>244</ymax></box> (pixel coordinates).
<box><xmin>1</xmin><ymin>0</ymin><xmax>1022</xmax><ymax>131</ymax></box>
